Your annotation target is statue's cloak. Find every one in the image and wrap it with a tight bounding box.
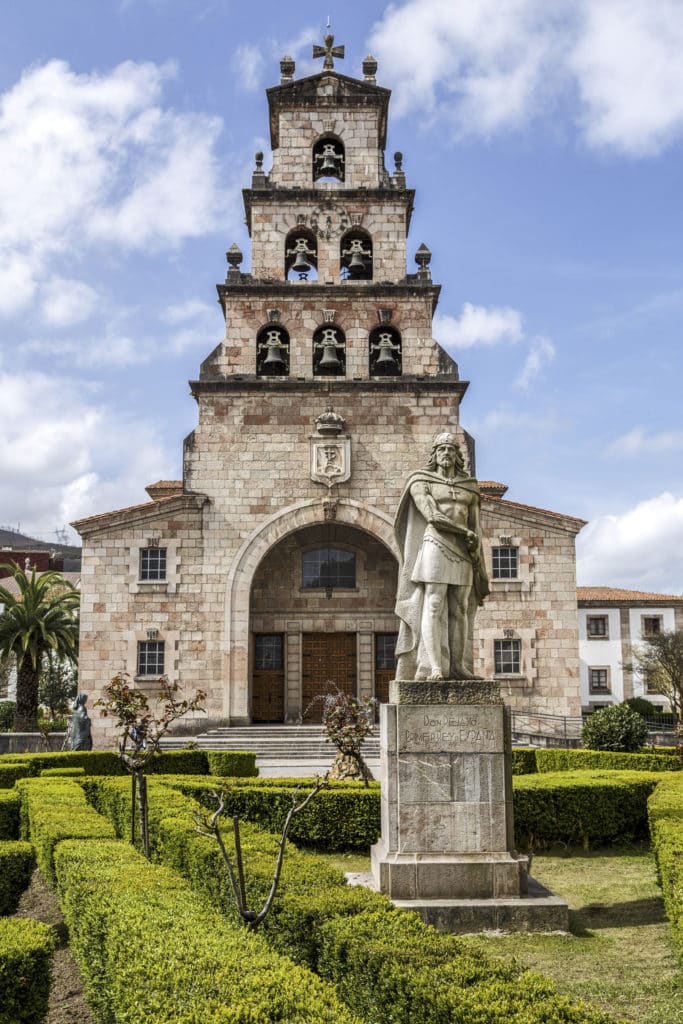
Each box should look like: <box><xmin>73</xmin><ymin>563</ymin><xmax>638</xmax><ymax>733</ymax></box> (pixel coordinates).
<box><xmin>393</xmin><ymin>470</ymin><xmax>489</xmax><ymax>673</ymax></box>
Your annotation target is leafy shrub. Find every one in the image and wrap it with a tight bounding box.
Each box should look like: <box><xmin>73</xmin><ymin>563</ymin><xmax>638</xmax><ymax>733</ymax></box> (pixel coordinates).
<box><xmin>0</xmin><ymin>917</ymin><xmax>56</xmax><ymax>1024</ymax></box>
<box><xmin>536</xmin><ymin>748</ymin><xmax>680</xmax><ymax>773</ymax></box>
<box><xmin>0</xmin><ymin>791</ymin><xmax>20</xmax><ymax>840</ymax></box>
<box><xmin>0</xmin><ymin>701</ymin><xmax>15</xmax><ymax>730</ymax></box>
<box><xmin>0</xmin><ymin>761</ymin><xmax>32</xmax><ymax>789</ymax></box>
<box><xmin>0</xmin><ymin>841</ymin><xmax>35</xmax><ymax>914</ymax></box>
<box><xmin>206</xmin><ymin>750</ymin><xmax>259</xmax><ymax>777</ymax></box>
<box><xmin>581</xmin><ymin>703</ymin><xmax>648</xmax><ymax>752</ymax></box>
<box><xmin>512</xmin><ymin>748</ymin><xmax>538</xmax><ymax>774</ymax></box>
<box><xmin>513</xmin><ymin>770</ymin><xmax>658</xmax><ymax>849</ymax></box>
<box><xmin>625</xmin><ymin>696</ymin><xmax>657</xmax><ymax>719</ymax></box>
<box><xmin>19</xmin><ymin>778</ymin><xmax>115</xmax><ymax>884</ymax></box>
<box><xmin>54</xmin><ymin>838</ymin><xmax>360</xmax><ymax>1024</ymax></box>
<box><xmin>648</xmin><ymin>773</ymin><xmax>683</xmax><ymax>964</ymax></box>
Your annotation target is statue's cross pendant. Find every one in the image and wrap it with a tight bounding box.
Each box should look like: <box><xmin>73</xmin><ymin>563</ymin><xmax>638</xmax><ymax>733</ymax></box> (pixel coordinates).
<box><xmin>313</xmin><ymin>33</ymin><xmax>345</xmax><ymax>70</ymax></box>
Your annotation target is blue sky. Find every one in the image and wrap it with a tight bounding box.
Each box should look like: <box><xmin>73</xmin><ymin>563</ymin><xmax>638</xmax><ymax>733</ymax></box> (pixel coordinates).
<box><xmin>1</xmin><ymin>0</ymin><xmax>682</xmax><ymax>594</ymax></box>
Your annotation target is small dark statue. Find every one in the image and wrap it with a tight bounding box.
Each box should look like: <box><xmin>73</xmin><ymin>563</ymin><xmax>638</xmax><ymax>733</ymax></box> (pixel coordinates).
<box><xmin>70</xmin><ymin>693</ymin><xmax>93</xmax><ymax>751</ymax></box>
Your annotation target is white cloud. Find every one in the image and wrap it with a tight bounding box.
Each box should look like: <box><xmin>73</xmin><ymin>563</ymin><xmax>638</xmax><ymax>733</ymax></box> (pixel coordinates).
<box><xmin>0</xmin><ymin>371</ymin><xmax>176</xmax><ymax>539</ymax></box>
<box><xmin>434</xmin><ymin>303</ymin><xmax>523</xmax><ymax>351</ymax></box>
<box><xmin>570</xmin><ymin>1</ymin><xmax>683</xmax><ymax>155</ymax></box>
<box><xmin>232</xmin><ymin>44</ymin><xmax>265</xmax><ymax>92</ymax></box>
<box><xmin>40</xmin><ymin>277</ymin><xmax>98</xmax><ymax>327</ymax></box>
<box><xmin>162</xmin><ymin>299</ymin><xmax>214</xmax><ymax>325</ymax></box>
<box><xmin>369</xmin><ymin>0</ymin><xmax>683</xmax><ymax>154</ymax></box>
<box><xmin>0</xmin><ymin>59</ymin><xmax>232</xmax><ymax>320</ymax></box>
<box><xmin>577</xmin><ymin>492</ymin><xmax>683</xmax><ymax>593</ymax></box>
<box><xmin>515</xmin><ymin>336</ymin><xmax>555</xmax><ymax>389</ymax></box>
<box><xmin>608</xmin><ymin>427</ymin><xmax>683</xmax><ymax>457</ymax></box>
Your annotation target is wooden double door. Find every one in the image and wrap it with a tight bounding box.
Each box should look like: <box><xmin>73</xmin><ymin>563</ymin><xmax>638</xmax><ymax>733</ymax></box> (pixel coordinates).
<box><xmin>302</xmin><ymin>632</ymin><xmax>357</xmax><ymax>722</ymax></box>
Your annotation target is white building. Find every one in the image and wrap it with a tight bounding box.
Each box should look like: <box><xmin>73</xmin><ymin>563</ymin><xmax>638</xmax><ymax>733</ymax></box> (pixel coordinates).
<box><xmin>578</xmin><ymin>587</ymin><xmax>683</xmax><ymax>712</ymax></box>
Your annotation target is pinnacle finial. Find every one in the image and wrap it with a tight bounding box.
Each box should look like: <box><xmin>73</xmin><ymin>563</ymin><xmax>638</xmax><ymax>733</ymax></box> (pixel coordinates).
<box><xmin>313</xmin><ymin>24</ymin><xmax>345</xmax><ymax>70</ymax></box>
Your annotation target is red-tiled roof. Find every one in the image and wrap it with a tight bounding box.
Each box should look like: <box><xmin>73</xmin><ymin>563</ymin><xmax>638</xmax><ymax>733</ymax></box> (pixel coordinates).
<box><xmin>483</xmin><ymin>493</ymin><xmax>587</xmax><ymax>526</ymax></box>
<box><xmin>578</xmin><ymin>586</ymin><xmax>683</xmax><ymax>603</ymax></box>
<box><xmin>0</xmin><ymin>571</ymin><xmax>80</xmax><ymax>599</ymax></box>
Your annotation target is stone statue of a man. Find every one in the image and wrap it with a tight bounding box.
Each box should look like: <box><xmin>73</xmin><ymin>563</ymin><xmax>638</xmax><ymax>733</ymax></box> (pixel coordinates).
<box><xmin>394</xmin><ymin>432</ymin><xmax>489</xmax><ymax>681</ymax></box>
<box><xmin>70</xmin><ymin>693</ymin><xmax>93</xmax><ymax>751</ymax></box>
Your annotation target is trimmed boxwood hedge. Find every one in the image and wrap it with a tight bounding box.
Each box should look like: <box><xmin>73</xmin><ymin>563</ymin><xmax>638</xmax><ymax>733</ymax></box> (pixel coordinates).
<box><xmin>0</xmin><ymin>791</ymin><xmax>20</xmax><ymax>840</ymax></box>
<box><xmin>39</xmin><ymin>766</ymin><xmax>86</xmax><ymax>777</ymax></box>
<box><xmin>0</xmin><ymin>762</ymin><xmax>32</xmax><ymax>789</ymax></box>
<box><xmin>206</xmin><ymin>750</ymin><xmax>259</xmax><ymax>777</ymax></box>
<box><xmin>648</xmin><ymin>772</ymin><xmax>683</xmax><ymax>964</ymax></box>
<box><xmin>536</xmin><ymin>748</ymin><xmax>681</xmax><ymax>773</ymax></box>
<box><xmin>54</xmin><ymin>839</ymin><xmax>361</xmax><ymax>1024</ymax></box>
<box><xmin>0</xmin><ymin>917</ymin><xmax>56</xmax><ymax>1024</ymax></box>
<box><xmin>514</xmin><ymin>770</ymin><xmax>659</xmax><ymax>849</ymax></box>
<box><xmin>511</xmin><ymin>748</ymin><xmax>538</xmax><ymax>774</ymax></box>
<box><xmin>0</xmin><ymin>841</ymin><xmax>35</xmax><ymax>914</ymax></box>
<box><xmin>0</xmin><ymin>748</ymin><xmax>259</xmax><ymax>778</ymax></box>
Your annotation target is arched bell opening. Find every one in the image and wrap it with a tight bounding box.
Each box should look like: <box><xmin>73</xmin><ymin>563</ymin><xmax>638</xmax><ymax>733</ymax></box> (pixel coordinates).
<box><xmin>369</xmin><ymin>325</ymin><xmax>402</xmax><ymax>377</ymax></box>
<box><xmin>312</xmin><ymin>323</ymin><xmax>346</xmax><ymax>376</ymax></box>
<box><xmin>340</xmin><ymin>229</ymin><xmax>373</xmax><ymax>281</ymax></box>
<box><xmin>249</xmin><ymin>521</ymin><xmax>398</xmax><ymax>723</ymax></box>
<box><xmin>312</xmin><ymin>134</ymin><xmax>345</xmax><ymax>182</ymax></box>
<box><xmin>284</xmin><ymin>228</ymin><xmax>318</xmax><ymax>282</ymax></box>
<box><xmin>256</xmin><ymin>323</ymin><xmax>290</xmax><ymax>377</ymax></box>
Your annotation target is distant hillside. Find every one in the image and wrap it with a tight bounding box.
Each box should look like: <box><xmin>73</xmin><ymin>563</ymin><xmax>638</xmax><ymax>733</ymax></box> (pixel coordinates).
<box><xmin>0</xmin><ymin>528</ymin><xmax>81</xmax><ymax>559</ymax></box>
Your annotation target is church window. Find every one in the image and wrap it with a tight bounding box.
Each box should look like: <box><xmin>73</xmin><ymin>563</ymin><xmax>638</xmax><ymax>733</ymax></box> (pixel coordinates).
<box><xmin>492</xmin><ymin>546</ymin><xmax>518</xmax><ymax>580</ymax></box>
<box><xmin>340</xmin><ymin>229</ymin><xmax>373</xmax><ymax>281</ymax></box>
<box><xmin>313</xmin><ymin>324</ymin><xmax>345</xmax><ymax>376</ymax></box>
<box><xmin>588</xmin><ymin>668</ymin><xmax>610</xmax><ymax>694</ymax></box>
<box><xmin>140</xmin><ymin>547</ymin><xmax>167</xmax><ymax>581</ymax></box>
<box><xmin>254</xmin><ymin>634</ymin><xmax>284</xmax><ymax>671</ymax></box>
<box><xmin>375</xmin><ymin>633</ymin><xmax>397</xmax><ymax>670</ymax></box>
<box><xmin>256</xmin><ymin>324</ymin><xmax>290</xmax><ymax>377</ymax></box>
<box><xmin>494</xmin><ymin>639</ymin><xmax>521</xmax><ymax>675</ymax></box>
<box><xmin>137</xmin><ymin>640</ymin><xmax>165</xmax><ymax>676</ymax></box>
<box><xmin>587</xmin><ymin>616</ymin><xmax>608</xmax><ymax>639</ymax></box>
<box><xmin>285</xmin><ymin>228</ymin><xmax>317</xmax><ymax>281</ymax></box>
<box><xmin>312</xmin><ymin>134</ymin><xmax>345</xmax><ymax>182</ymax></box>
<box><xmin>302</xmin><ymin>547</ymin><xmax>356</xmax><ymax>589</ymax></box>
<box><xmin>369</xmin><ymin>325</ymin><xmax>402</xmax><ymax>376</ymax></box>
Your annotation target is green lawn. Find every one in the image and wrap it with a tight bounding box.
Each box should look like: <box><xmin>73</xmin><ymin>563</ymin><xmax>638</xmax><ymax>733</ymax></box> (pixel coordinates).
<box><xmin>319</xmin><ymin>847</ymin><xmax>682</xmax><ymax>1024</ymax></box>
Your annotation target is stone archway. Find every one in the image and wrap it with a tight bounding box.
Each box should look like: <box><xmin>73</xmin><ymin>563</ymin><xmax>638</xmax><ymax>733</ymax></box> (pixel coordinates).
<box><xmin>222</xmin><ymin>498</ymin><xmax>397</xmax><ymax>722</ymax></box>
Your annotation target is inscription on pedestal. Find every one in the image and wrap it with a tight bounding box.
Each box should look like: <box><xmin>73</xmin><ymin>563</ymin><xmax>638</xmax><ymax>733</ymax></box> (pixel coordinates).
<box><xmin>398</xmin><ymin>706</ymin><xmax>504</xmax><ymax>754</ymax></box>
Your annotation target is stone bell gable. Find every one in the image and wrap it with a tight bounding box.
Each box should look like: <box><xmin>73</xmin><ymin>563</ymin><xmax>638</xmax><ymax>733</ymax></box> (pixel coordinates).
<box><xmin>73</xmin><ymin>38</ymin><xmax>583</xmax><ymax>742</ymax></box>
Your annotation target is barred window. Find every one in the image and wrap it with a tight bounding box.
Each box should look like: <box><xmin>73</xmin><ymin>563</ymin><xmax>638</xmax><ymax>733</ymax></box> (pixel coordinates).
<box><xmin>302</xmin><ymin>548</ymin><xmax>356</xmax><ymax>589</ymax></box>
<box><xmin>589</xmin><ymin>668</ymin><xmax>610</xmax><ymax>693</ymax></box>
<box><xmin>587</xmin><ymin>616</ymin><xmax>608</xmax><ymax>639</ymax></box>
<box><xmin>140</xmin><ymin>547</ymin><xmax>167</xmax><ymax>581</ymax></box>
<box><xmin>375</xmin><ymin>633</ymin><xmax>397</xmax><ymax>670</ymax></box>
<box><xmin>492</xmin><ymin>546</ymin><xmax>518</xmax><ymax>580</ymax></box>
<box><xmin>137</xmin><ymin>640</ymin><xmax>165</xmax><ymax>676</ymax></box>
<box><xmin>255</xmin><ymin>634</ymin><xmax>283</xmax><ymax>671</ymax></box>
<box><xmin>494</xmin><ymin>639</ymin><xmax>521</xmax><ymax>675</ymax></box>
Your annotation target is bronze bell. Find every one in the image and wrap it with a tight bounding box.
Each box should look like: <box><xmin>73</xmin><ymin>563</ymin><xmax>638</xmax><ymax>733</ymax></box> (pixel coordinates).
<box><xmin>374</xmin><ymin>345</ymin><xmax>399</xmax><ymax>374</ymax></box>
<box><xmin>319</xmin><ymin>151</ymin><xmax>339</xmax><ymax>175</ymax></box>
<box><xmin>290</xmin><ymin>252</ymin><xmax>312</xmax><ymax>278</ymax></box>
<box><xmin>318</xmin><ymin>343</ymin><xmax>343</xmax><ymax>372</ymax></box>
<box><xmin>262</xmin><ymin>343</ymin><xmax>287</xmax><ymax>372</ymax></box>
<box><xmin>346</xmin><ymin>251</ymin><xmax>366</xmax><ymax>276</ymax></box>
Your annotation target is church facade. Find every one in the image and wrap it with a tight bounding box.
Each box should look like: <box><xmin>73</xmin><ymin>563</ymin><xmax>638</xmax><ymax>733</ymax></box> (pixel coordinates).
<box><xmin>74</xmin><ymin>43</ymin><xmax>584</xmax><ymax>744</ymax></box>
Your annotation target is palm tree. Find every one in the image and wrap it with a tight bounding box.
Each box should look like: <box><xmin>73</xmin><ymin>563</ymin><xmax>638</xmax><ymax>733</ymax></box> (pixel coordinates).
<box><xmin>0</xmin><ymin>564</ymin><xmax>79</xmax><ymax>731</ymax></box>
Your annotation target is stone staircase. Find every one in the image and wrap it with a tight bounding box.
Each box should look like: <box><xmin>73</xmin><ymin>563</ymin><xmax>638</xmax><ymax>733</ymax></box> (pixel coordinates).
<box><xmin>160</xmin><ymin>724</ymin><xmax>380</xmax><ymax>762</ymax></box>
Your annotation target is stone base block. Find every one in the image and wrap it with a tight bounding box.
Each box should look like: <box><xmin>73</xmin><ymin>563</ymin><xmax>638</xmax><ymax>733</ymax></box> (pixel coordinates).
<box><xmin>349</xmin><ymin>872</ymin><xmax>568</xmax><ymax>934</ymax></box>
<box><xmin>371</xmin><ymin>837</ymin><xmax>528</xmax><ymax>899</ymax></box>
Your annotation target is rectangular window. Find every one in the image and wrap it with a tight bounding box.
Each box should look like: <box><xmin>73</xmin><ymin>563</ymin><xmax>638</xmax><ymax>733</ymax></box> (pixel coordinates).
<box><xmin>140</xmin><ymin>547</ymin><xmax>167</xmax><ymax>581</ymax></box>
<box><xmin>589</xmin><ymin>668</ymin><xmax>610</xmax><ymax>693</ymax></box>
<box><xmin>587</xmin><ymin>616</ymin><xmax>608</xmax><ymax>639</ymax></box>
<box><xmin>302</xmin><ymin>547</ymin><xmax>356</xmax><ymax>589</ymax></box>
<box><xmin>494</xmin><ymin>639</ymin><xmax>521</xmax><ymax>675</ymax></box>
<box><xmin>375</xmin><ymin>633</ymin><xmax>398</xmax><ymax>670</ymax></box>
<box><xmin>492</xmin><ymin>546</ymin><xmax>518</xmax><ymax>580</ymax></box>
<box><xmin>642</xmin><ymin>616</ymin><xmax>663</xmax><ymax>638</ymax></box>
<box><xmin>137</xmin><ymin>640</ymin><xmax>164</xmax><ymax>676</ymax></box>
<box><xmin>254</xmin><ymin>634</ymin><xmax>283</xmax><ymax>671</ymax></box>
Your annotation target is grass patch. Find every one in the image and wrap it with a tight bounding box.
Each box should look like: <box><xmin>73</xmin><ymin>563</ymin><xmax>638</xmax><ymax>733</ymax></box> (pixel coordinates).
<box><xmin>325</xmin><ymin>847</ymin><xmax>681</xmax><ymax>1024</ymax></box>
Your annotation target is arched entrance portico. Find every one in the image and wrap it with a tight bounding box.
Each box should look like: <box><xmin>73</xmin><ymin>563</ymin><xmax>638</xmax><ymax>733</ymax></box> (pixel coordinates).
<box><xmin>223</xmin><ymin>500</ymin><xmax>398</xmax><ymax>724</ymax></box>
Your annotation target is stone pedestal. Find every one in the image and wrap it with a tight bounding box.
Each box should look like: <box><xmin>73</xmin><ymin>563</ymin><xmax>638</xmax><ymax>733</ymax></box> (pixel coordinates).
<box><xmin>370</xmin><ymin>679</ymin><xmax>568</xmax><ymax>933</ymax></box>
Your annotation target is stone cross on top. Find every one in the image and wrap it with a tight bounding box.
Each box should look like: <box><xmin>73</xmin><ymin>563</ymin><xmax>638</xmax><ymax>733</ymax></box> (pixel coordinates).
<box><xmin>313</xmin><ymin>29</ymin><xmax>344</xmax><ymax>70</ymax></box>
